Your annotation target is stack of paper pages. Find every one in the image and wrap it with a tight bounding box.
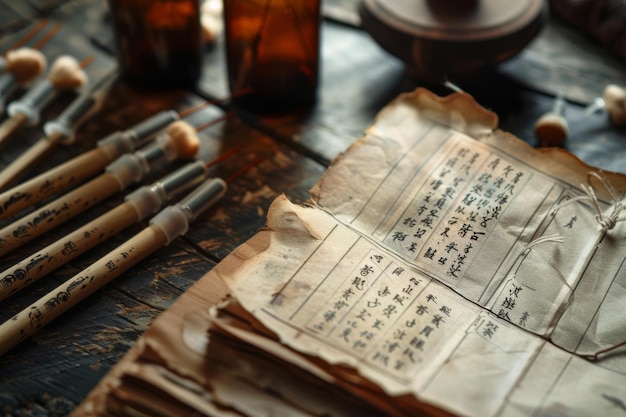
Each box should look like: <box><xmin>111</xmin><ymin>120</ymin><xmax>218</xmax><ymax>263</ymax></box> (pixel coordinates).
<box><xmin>72</xmin><ymin>88</ymin><xmax>626</xmax><ymax>417</ymax></box>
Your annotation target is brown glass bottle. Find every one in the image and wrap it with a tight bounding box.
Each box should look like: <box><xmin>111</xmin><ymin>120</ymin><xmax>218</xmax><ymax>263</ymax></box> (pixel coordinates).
<box><xmin>108</xmin><ymin>0</ymin><xmax>203</xmax><ymax>89</ymax></box>
<box><xmin>223</xmin><ymin>0</ymin><xmax>321</xmax><ymax>113</ymax></box>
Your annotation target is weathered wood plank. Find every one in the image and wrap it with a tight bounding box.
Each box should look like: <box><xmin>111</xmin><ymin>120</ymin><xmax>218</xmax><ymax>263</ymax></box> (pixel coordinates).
<box><xmin>0</xmin><ymin>1</ymin><xmax>625</xmax><ymax>416</ymax></box>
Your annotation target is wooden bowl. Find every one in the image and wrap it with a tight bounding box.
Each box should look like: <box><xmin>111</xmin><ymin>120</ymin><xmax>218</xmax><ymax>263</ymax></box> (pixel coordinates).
<box><xmin>359</xmin><ymin>0</ymin><xmax>547</xmax><ymax>82</ymax></box>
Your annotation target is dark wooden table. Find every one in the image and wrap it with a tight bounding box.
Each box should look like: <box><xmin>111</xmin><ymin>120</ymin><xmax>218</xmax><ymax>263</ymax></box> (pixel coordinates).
<box><xmin>0</xmin><ymin>1</ymin><xmax>625</xmax><ymax>415</ymax></box>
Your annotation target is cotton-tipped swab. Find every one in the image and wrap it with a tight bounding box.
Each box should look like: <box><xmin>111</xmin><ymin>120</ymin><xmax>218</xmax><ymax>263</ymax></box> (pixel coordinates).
<box><xmin>0</xmin><ymin>69</ymin><xmax>117</xmax><ymax>190</ymax></box>
<box><xmin>0</xmin><ymin>120</ymin><xmax>201</xmax><ymax>256</ymax></box>
<box><xmin>0</xmin><ymin>101</ymin><xmax>227</xmax><ymax>221</ymax></box>
<box><xmin>0</xmin><ymin>55</ymin><xmax>88</xmax><ymax>147</ymax></box>
<box><xmin>0</xmin><ymin>21</ymin><xmax>57</xmax><ymax>112</ymax></box>
<box><xmin>0</xmin><ymin>48</ymin><xmax>47</xmax><ymax>84</ymax></box>
<box><xmin>0</xmin><ymin>48</ymin><xmax>47</xmax><ymax>113</ymax></box>
<box><xmin>584</xmin><ymin>84</ymin><xmax>626</xmax><ymax>127</ymax></box>
<box><xmin>0</xmin><ymin>110</ymin><xmax>180</xmax><ymax>222</ymax></box>
<box><xmin>0</xmin><ymin>47</ymin><xmax>47</xmax><ymax>81</ymax></box>
<box><xmin>535</xmin><ymin>93</ymin><xmax>568</xmax><ymax>147</ymax></box>
<box><xmin>0</xmin><ymin>146</ymin><xmax>243</xmax><ymax>301</ymax></box>
<box><xmin>602</xmin><ymin>85</ymin><xmax>626</xmax><ymax>126</ymax></box>
<box><xmin>0</xmin><ymin>173</ymin><xmax>232</xmax><ymax>356</ymax></box>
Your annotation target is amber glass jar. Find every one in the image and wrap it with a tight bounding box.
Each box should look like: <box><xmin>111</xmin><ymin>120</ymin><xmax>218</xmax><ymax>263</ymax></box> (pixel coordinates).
<box><xmin>108</xmin><ymin>0</ymin><xmax>203</xmax><ymax>89</ymax></box>
<box><xmin>223</xmin><ymin>0</ymin><xmax>321</xmax><ymax>113</ymax></box>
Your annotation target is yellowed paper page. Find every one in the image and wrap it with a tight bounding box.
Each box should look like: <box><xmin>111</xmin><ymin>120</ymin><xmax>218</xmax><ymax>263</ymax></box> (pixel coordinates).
<box><xmin>73</xmin><ymin>88</ymin><xmax>626</xmax><ymax>417</ymax></box>
<box><xmin>216</xmin><ymin>89</ymin><xmax>626</xmax><ymax>417</ymax></box>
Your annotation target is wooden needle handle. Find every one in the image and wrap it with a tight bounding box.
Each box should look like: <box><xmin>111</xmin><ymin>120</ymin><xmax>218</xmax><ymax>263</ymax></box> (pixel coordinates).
<box><xmin>0</xmin><ymin>147</ymin><xmax>113</xmax><ymax>222</ymax></box>
<box><xmin>0</xmin><ymin>177</ymin><xmax>229</xmax><ymax>356</ymax></box>
<box><xmin>0</xmin><ymin>202</ymin><xmax>140</xmax><ymax>301</ymax></box>
<box><xmin>0</xmin><ymin>113</ymin><xmax>26</xmax><ymax>148</ymax></box>
<box><xmin>0</xmin><ymin>131</ymin><xmax>65</xmax><ymax>190</ymax></box>
<box><xmin>0</xmin><ymin>172</ymin><xmax>122</xmax><ymax>257</ymax></box>
<box><xmin>0</xmin><ymin>224</ymin><xmax>167</xmax><ymax>357</ymax></box>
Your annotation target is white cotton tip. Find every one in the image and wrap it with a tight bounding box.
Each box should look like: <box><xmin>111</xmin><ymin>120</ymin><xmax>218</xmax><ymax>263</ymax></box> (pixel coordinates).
<box><xmin>535</xmin><ymin>113</ymin><xmax>568</xmax><ymax>147</ymax></box>
<box><xmin>4</xmin><ymin>48</ymin><xmax>47</xmax><ymax>84</ymax></box>
<box><xmin>201</xmin><ymin>0</ymin><xmax>223</xmax><ymax>44</ymax></box>
<box><xmin>47</xmin><ymin>55</ymin><xmax>88</xmax><ymax>90</ymax></box>
<box><xmin>603</xmin><ymin>84</ymin><xmax>626</xmax><ymax>127</ymax></box>
<box><xmin>166</xmin><ymin>121</ymin><xmax>200</xmax><ymax>159</ymax></box>
<box><xmin>202</xmin><ymin>16</ymin><xmax>222</xmax><ymax>44</ymax></box>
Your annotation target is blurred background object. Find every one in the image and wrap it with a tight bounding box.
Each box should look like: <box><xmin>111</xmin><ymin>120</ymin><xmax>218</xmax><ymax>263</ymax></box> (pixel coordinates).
<box><xmin>358</xmin><ymin>0</ymin><xmax>547</xmax><ymax>82</ymax></box>
<box><xmin>222</xmin><ymin>0</ymin><xmax>321</xmax><ymax>113</ymax></box>
<box><xmin>549</xmin><ymin>0</ymin><xmax>626</xmax><ymax>63</ymax></box>
<box><xmin>107</xmin><ymin>0</ymin><xmax>203</xmax><ymax>89</ymax></box>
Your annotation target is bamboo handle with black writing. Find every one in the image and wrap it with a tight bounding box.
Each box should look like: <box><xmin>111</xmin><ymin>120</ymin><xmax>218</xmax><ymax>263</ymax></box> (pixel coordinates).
<box><xmin>0</xmin><ymin>146</ymin><xmax>115</xmax><ymax>222</ymax></box>
<box><xmin>0</xmin><ymin>202</ymin><xmax>139</xmax><ymax>301</ymax></box>
<box><xmin>0</xmin><ymin>176</ymin><xmax>228</xmax><ymax>356</ymax></box>
<box><xmin>0</xmin><ymin>225</ymin><xmax>166</xmax><ymax>356</ymax></box>
<box><xmin>0</xmin><ymin>173</ymin><xmax>121</xmax><ymax>256</ymax></box>
<box><xmin>0</xmin><ymin>131</ymin><xmax>65</xmax><ymax>189</ymax></box>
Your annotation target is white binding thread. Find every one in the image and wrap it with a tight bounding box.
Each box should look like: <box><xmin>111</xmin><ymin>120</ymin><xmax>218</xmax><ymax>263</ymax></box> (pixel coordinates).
<box><xmin>553</xmin><ymin>171</ymin><xmax>625</xmax><ymax>231</ymax></box>
<box><xmin>522</xmin><ymin>234</ymin><xmax>564</xmax><ymax>254</ymax></box>
<box><xmin>514</xmin><ymin>234</ymin><xmax>570</xmax><ymax>291</ymax></box>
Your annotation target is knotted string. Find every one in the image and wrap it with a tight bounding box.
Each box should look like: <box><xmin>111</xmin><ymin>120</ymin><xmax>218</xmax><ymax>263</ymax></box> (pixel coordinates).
<box><xmin>553</xmin><ymin>171</ymin><xmax>626</xmax><ymax>231</ymax></box>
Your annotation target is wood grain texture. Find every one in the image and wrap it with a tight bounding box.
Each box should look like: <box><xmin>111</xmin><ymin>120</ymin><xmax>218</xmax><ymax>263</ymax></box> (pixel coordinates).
<box><xmin>0</xmin><ymin>1</ymin><xmax>625</xmax><ymax>416</ymax></box>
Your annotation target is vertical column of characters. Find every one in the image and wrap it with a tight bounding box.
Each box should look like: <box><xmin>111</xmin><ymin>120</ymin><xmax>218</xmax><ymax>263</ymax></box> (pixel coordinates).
<box><xmin>306</xmin><ymin>249</ymin><xmax>393</xmax><ymax>338</ymax></box>
<box><xmin>383</xmin><ymin>141</ymin><xmax>488</xmax><ymax>261</ymax></box>
<box><xmin>419</xmin><ymin>155</ymin><xmax>530</xmax><ymax>285</ymax></box>
<box><xmin>491</xmin><ymin>280</ymin><xmax>529</xmax><ymax>327</ymax></box>
<box><xmin>366</xmin><ymin>281</ymin><xmax>461</xmax><ymax>378</ymax></box>
<box><xmin>326</xmin><ymin>261</ymin><xmax>428</xmax><ymax>358</ymax></box>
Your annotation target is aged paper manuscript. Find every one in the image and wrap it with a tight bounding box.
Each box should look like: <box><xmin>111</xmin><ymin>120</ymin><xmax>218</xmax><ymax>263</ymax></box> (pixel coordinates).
<box><xmin>73</xmin><ymin>89</ymin><xmax>626</xmax><ymax>417</ymax></box>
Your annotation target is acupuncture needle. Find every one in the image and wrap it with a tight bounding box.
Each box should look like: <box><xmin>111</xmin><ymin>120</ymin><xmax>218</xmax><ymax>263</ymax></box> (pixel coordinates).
<box><xmin>0</xmin><ymin>118</ymin><xmax>230</xmax><ymax>257</ymax></box>
<box><xmin>0</xmin><ymin>68</ymin><xmax>118</xmax><ymax>190</ymax></box>
<box><xmin>30</xmin><ymin>22</ymin><xmax>63</xmax><ymax>51</ymax></box>
<box><xmin>0</xmin><ymin>54</ymin><xmax>91</xmax><ymax>148</ymax></box>
<box><xmin>0</xmin><ymin>157</ymin><xmax>264</xmax><ymax>357</ymax></box>
<box><xmin>0</xmin><ymin>144</ymin><xmax>244</xmax><ymax>301</ymax></box>
<box><xmin>3</xmin><ymin>20</ymin><xmax>49</xmax><ymax>53</ymax></box>
<box><xmin>0</xmin><ymin>104</ymin><xmax>222</xmax><ymax>222</ymax></box>
<box><xmin>0</xmin><ymin>20</ymin><xmax>49</xmax><ymax>75</ymax></box>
